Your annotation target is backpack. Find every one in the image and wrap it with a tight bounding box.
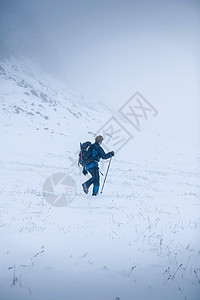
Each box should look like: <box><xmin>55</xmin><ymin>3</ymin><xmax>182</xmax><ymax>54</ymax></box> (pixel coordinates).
<box><xmin>78</xmin><ymin>141</ymin><xmax>93</xmax><ymax>166</ymax></box>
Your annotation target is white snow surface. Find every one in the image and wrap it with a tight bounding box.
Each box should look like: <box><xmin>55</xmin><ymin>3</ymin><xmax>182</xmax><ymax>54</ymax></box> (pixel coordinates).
<box><xmin>0</xmin><ymin>58</ymin><xmax>200</xmax><ymax>300</ymax></box>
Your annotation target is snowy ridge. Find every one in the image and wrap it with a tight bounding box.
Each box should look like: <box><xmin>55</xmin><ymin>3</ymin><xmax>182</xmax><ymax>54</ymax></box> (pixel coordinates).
<box><xmin>0</xmin><ymin>57</ymin><xmax>110</xmax><ymax>125</ymax></box>
<box><xmin>0</xmin><ymin>57</ymin><xmax>112</xmax><ymax>159</ymax></box>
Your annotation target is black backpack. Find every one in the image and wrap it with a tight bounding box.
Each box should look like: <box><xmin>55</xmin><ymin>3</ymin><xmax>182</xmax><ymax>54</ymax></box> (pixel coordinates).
<box><xmin>78</xmin><ymin>141</ymin><xmax>93</xmax><ymax>166</ymax></box>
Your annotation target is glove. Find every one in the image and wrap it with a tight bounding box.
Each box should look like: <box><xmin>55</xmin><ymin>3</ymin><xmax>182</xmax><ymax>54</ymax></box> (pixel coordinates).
<box><xmin>82</xmin><ymin>169</ymin><xmax>88</xmax><ymax>176</ymax></box>
<box><xmin>110</xmin><ymin>151</ymin><xmax>114</xmax><ymax>157</ymax></box>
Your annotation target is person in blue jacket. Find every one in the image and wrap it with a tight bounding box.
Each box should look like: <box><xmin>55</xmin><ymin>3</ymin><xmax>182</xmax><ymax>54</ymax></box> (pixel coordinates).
<box><xmin>82</xmin><ymin>135</ymin><xmax>114</xmax><ymax>196</ymax></box>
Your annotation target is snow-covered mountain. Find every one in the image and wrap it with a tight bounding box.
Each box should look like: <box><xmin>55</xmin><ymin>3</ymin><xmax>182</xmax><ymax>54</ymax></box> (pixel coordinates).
<box><xmin>0</xmin><ymin>58</ymin><xmax>200</xmax><ymax>300</ymax></box>
<box><xmin>0</xmin><ymin>57</ymin><xmax>114</xmax><ymax>161</ymax></box>
<box><xmin>1</xmin><ymin>57</ymin><xmax>199</xmax><ymax>169</ymax></box>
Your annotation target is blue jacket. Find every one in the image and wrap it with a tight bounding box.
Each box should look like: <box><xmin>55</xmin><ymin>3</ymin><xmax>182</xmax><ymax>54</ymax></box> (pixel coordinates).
<box><xmin>85</xmin><ymin>142</ymin><xmax>112</xmax><ymax>170</ymax></box>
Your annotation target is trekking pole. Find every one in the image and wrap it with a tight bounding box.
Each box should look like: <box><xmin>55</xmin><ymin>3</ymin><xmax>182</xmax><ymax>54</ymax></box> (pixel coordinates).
<box><xmin>100</xmin><ymin>157</ymin><xmax>112</xmax><ymax>194</ymax></box>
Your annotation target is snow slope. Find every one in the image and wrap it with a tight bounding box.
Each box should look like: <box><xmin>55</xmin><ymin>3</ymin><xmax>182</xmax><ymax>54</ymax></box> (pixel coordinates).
<box><xmin>0</xmin><ymin>58</ymin><xmax>200</xmax><ymax>300</ymax></box>
<box><xmin>0</xmin><ymin>57</ymin><xmax>113</xmax><ymax>161</ymax></box>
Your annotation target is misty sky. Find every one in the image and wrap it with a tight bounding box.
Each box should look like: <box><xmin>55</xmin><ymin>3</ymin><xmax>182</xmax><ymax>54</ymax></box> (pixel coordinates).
<box><xmin>0</xmin><ymin>0</ymin><xmax>200</xmax><ymax>149</ymax></box>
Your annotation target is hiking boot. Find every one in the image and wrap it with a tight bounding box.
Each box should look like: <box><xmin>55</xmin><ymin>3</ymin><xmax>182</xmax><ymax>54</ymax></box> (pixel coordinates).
<box><xmin>82</xmin><ymin>183</ymin><xmax>88</xmax><ymax>194</ymax></box>
<box><xmin>92</xmin><ymin>185</ymin><xmax>99</xmax><ymax>196</ymax></box>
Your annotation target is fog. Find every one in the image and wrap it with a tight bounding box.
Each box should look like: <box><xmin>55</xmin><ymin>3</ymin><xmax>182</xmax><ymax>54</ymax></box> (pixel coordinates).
<box><xmin>0</xmin><ymin>0</ymin><xmax>200</xmax><ymax>150</ymax></box>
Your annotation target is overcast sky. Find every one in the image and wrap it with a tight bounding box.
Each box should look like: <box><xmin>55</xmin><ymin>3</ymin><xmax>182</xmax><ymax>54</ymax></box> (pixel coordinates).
<box><xmin>0</xmin><ymin>0</ymin><xmax>200</xmax><ymax>149</ymax></box>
